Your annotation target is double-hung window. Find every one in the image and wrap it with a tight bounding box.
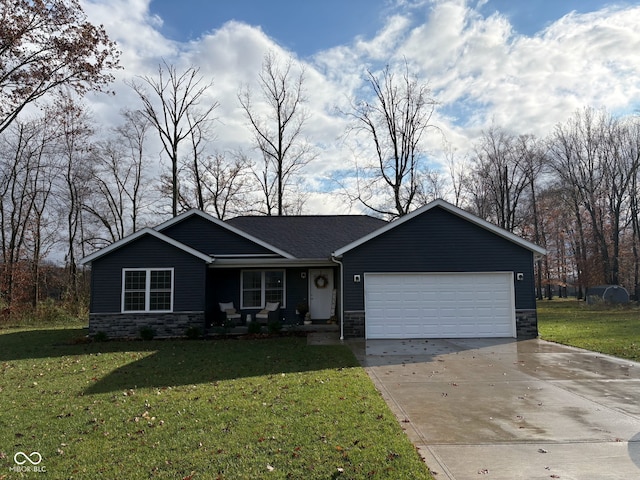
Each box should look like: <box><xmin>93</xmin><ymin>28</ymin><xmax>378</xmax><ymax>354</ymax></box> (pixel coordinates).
<box><xmin>122</xmin><ymin>268</ymin><xmax>174</xmax><ymax>312</ymax></box>
<box><xmin>241</xmin><ymin>270</ymin><xmax>284</xmax><ymax>309</ymax></box>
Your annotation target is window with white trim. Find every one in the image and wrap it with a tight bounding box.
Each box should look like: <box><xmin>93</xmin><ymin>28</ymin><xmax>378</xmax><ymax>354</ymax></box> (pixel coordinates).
<box><xmin>122</xmin><ymin>268</ymin><xmax>174</xmax><ymax>312</ymax></box>
<box><xmin>241</xmin><ymin>270</ymin><xmax>285</xmax><ymax>309</ymax></box>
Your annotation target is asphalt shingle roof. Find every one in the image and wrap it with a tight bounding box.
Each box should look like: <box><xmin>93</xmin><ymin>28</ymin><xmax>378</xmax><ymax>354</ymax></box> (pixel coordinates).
<box><xmin>226</xmin><ymin>215</ymin><xmax>388</xmax><ymax>258</ymax></box>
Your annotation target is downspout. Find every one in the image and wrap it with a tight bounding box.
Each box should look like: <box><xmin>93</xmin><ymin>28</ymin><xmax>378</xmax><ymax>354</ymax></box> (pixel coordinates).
<box><xmin>331</xmin><ymin>254</ymin><xmax>345</xmax><ymax>341</ymax></box>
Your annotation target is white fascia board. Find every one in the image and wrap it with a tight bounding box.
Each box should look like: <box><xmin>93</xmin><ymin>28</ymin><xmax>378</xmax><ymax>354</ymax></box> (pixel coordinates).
<box><xmin>154</xmin><ymin>209</ymin><xmax>295</xmax><ymax>259</ymax></box>
<box><xmin>79</xmin><ymin>228</ymin><xmax>213</xmax><ymax>265</ymax></box>
<box><xmin>333</xmin><ymin>198</ymin><xmax>547</xmax><ymax>257</ymax></box>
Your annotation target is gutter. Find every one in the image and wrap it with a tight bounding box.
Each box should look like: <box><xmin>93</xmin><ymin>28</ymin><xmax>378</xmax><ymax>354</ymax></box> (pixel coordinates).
<box><xmin>331</xmin><ymin>254</ymin><xmax>345</xmax><ymax>341</ymax></box>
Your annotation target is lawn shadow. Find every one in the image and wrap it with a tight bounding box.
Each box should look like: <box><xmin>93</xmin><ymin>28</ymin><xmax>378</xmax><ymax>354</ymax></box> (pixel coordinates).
<box><xmin>0</xmin><ymin>328</ymin><xmax>140</xmax><ymax>359</ymax></box>
<box><xmin>0</xmin><ymin>328</ymin><xmax>359</xmax><ymax>395</ymax></box>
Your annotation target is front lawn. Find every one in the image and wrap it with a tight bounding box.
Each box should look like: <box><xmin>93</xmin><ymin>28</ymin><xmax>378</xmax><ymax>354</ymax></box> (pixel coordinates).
<box><xmin>0</xmin><ymin>328</ymin><xmax>432</xmax><ymax>479</ymax></box>
<box><xmin>537</xmin><ymin>299</ymin><xmax>640</xmax><ymax>361</ymax></box>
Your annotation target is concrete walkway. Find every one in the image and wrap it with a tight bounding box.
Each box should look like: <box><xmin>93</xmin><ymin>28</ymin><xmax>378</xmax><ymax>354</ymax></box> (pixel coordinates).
<box><xmin>348</xmin><ymin>338</ymin><xmax>640</xmax><ymax>480</ymax></box>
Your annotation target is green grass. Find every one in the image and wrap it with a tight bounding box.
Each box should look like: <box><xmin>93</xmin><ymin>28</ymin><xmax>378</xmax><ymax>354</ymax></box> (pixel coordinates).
<box><xmin>537</xmin><ymin>299</ymin><xmax>640</xmax><ymax>361</ymax></box>
<box><xmin>0</xmin><ymin>328</ymin><xmax>432</xmax><ymax>479</ymax></box>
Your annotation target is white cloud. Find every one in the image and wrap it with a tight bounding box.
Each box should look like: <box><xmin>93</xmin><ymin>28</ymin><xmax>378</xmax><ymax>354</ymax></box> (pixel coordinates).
<box><xmin>353</xmin><ymin>14</ymin><xmax>413</xmax><ymax>60</ymax></box>
<box><xmin>393</xmin><ymin>2</ymin><xmax>640</xmax><ymax>139</ymax></box>
<box><xmin>78</xmin><ymin>0</ymin><xmax>640</xmax><ymax>213</ymax></box>
<box><xmin>84</xmin><ymin>0</ymin><xmax>177</xmax><ymax>70</ymax></box>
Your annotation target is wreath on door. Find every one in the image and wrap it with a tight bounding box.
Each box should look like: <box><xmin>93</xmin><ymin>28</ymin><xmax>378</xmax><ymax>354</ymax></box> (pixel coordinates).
<box><xmin>314</xmin><ymin>274</ymin><xmax>329</xmax><ymax>289</ymax></box>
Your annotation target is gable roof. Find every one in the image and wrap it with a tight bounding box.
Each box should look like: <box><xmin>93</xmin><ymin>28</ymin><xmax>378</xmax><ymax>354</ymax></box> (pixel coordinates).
<box><xmin>80</xmin><ymin>201</ymin><xmax>544</xmax><ymax>266</ymax></box>
<box><xmin>154</xmin><ymin>209</ymin><xmax>296</xmax><ymax>259</ymax></box>
<box><xmin>79</xmin><ymin>228</ymin><xmax>214</xmax><ymax>265</ymax></box>
<box><xmin>332</xmin><ymin>199</ymin><xmax>547</xmax><ymax>257</ymax></box>
<box><xmin>226</xmin><ymin>215</ymin><xmax>388</xmax><ymax>259</ymax></box>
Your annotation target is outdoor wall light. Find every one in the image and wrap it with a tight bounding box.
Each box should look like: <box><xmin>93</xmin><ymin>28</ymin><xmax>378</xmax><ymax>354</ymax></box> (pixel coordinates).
<box><xmin>516</xmin><ymin>272</ymin><xmax>524</xmax><ymax>281</ymax></box>
<box><xmin>353</xmin><ymin>274</ymin><xmax>361</xmax><ymax>283</ymax></box>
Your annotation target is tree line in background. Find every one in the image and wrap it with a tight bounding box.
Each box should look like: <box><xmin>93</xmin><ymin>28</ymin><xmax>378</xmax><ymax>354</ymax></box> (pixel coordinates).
<box><xmin>456</xmin><ymin>109</ymin><xmax>640</xmax><ymax>301</ymax></box>
<box><xmin>2</xmin><ymin>0</ymin><xmax>640</xmax><ymax>321</ymax></box>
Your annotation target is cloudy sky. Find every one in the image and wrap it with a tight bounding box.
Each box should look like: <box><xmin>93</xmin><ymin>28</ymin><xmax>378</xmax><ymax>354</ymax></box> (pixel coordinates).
<box><xmin>81</xmin><ymin>0</ymin><xmax>640</xmax><ymax>214</ymax></box>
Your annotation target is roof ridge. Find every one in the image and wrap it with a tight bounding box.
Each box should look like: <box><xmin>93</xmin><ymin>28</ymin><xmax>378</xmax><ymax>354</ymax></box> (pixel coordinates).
<box><xmin>228</xmin><ymin>214</ymin><xmax>386</xmax><ymax>219</ymax></box>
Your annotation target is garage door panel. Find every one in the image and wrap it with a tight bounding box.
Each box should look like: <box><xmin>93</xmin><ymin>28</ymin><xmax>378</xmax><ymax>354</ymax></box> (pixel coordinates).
<box><xmin>365</xmin><ymin>272</ymin><xmax>515</xmax><ymax>339</ymax></box>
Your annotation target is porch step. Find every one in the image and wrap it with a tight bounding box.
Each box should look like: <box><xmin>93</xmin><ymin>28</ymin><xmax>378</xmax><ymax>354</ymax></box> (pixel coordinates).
<box><xmin>307</xmin><ymin>331</ymin><xmax>342</xmax><ymax>345</ymax></box>
<box><xmin>206</xmin><ymin>323</ymin><xmax>339</xmax><ymax>337</ymax></box>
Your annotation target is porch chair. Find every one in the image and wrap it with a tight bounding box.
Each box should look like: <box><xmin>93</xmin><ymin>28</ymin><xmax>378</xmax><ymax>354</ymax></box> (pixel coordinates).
<box><xmin>255</xmin><ymin>301</ymin><xmax>280</xmax><ymax>325</ymax></box>
<box><xmin>219</xmin><ymin>302</ymin><xmax>241</xmax><ymax>324</ymax></box>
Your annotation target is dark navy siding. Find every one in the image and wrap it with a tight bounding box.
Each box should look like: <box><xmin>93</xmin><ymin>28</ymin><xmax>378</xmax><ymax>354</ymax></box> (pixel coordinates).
<box><xmin>286</xmin><ymin>268</ymin><xmax>310</xmax><ymax>319</ymax></box>
<box><xmin>207</xmin><ymin>267</ymin><xmax>328</xmax><ymax>325</ymax></box>
<box><xmin>160</xmin><ymin>215</ymin><xmax>276</xmax><ymax>255</ymax></box>
<box><xmin>341</xmin><ymin>206</ymin><xmax>536</xmax><ymax>310</ymax></box>
<box><xmin>90</xmin><ymin>234</ymin><xmax>207</xmax><ymax>313</ymax></box>
<box><xmin>208</xmin><ymin>269</ymin><xmax>240</xmax><ymax>324</ymax></box>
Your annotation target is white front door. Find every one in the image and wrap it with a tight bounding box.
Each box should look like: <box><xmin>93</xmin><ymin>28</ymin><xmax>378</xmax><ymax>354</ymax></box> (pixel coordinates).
<box><xmin>309</xmin><ymin>269</ymin><xmax>334</xmax><ymax>319</ymax></box>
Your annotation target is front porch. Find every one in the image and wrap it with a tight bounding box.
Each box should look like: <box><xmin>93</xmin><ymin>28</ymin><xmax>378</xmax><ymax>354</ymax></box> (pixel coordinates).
<box><xmin>206</xmin><ymin>264</ymin><xmax>340</xmax><ymax>327</ymax></box>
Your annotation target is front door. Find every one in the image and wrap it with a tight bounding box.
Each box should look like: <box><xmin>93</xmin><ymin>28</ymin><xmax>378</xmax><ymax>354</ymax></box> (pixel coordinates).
<box><xmin>309</xmin><ymin>269</ymin><xmax>334</xmax><ymax>320</ymax></box>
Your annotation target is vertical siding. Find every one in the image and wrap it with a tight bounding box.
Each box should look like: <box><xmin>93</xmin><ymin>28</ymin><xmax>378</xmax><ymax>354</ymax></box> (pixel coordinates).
<box><xmin>90</xmin><ymin>234</ymin><xmax>206</xmax><ymax>313</ymax></box>
<box><xmin>341</xmin><ymin>206</ymin><xmax>536</xmax><ymax>311</ymax></box>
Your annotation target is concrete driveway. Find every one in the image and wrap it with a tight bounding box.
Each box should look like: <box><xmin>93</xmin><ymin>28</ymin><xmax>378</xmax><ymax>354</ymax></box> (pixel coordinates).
<box><xmin>349</xmin><ymin>338</ymin><xmax>640</xmax><ymax>480</ymax></box>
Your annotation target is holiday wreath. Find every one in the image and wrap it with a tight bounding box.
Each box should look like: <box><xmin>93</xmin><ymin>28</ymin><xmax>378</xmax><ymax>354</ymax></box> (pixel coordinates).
<box><xmin>314</xmin><ymin>274</ymin><xmax>329</xmax><ymax>289</ymax></box>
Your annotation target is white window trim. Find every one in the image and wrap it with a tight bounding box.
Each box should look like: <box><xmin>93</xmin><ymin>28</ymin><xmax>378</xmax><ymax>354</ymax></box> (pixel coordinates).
<box><xmin>240</xmin><ymin>269</ymin><xmax>286</xmax><ymax>309</ymax></box>
<box><xmin>122</xmin><ymin>268</ymin><xmax>174</xmax><ymax>313</ymax></box>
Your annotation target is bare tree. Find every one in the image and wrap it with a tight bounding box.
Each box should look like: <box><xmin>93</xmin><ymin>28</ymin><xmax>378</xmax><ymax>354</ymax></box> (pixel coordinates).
<box><xmin>0</xmin><ymin>0</ymin><xmax>120</xmax><ymax>134</ymax></box>
<box><xmin>549</xmin><ymin>108</ymin><xmax>612</xmax><ymax>286</ymax></box>
<box><xmin>128</xmin><ymin>61</ymin><xmax>217</xmax><ymax>217</ymax></box>
<box><xmin>514</xmin><ymin>135</ymin><xmax>548</xmax><ymax>298</ymax></box>
<box><xmin>116</xmin><ymin>109</ymin><xmax>151</xmax><ymax>232</ymax></box>
<box><xmin>197</xmin><ymin>153</ymin><xmax>250</xmax><ymax>219</ymax></box>
<box><xmin>238</xmin><ymin>52</ymin><xmax>314</xmax><ymax>216</ymax></box>
<box><xmin>84</xmin><ymin>140</ymin><xmax>129</xmax><ymax>243</ymax></box>
<box><xmin>50</xmin><ymin>94</ymin><xmax>93</xmax><ymax>303</ymax></box>
<box><xmin>467</xmin><ymin>127</ymin><xmax>533</xmax><ymax>231</ymax></box>
<box><xmin>83</xmin><ymin>110</ymin><xmax>151</xmax><ymax>244</ymax></box>
<box><xmin>27</xmin><ymin>115</ymin><xmax>58</xmax><ymax>307</ymax></box>
<box><xmin>599</xmin><ymin>116</ymin><xmax>640</xmax><ymax>285</ymax></box>
<box><xmin>0</xmin><ymin>116</ymin><xmax>56</xmax><ymax>310</ymax></box>
<box><xmin>532</xmin><ymin>185</ymin><xmax>576</xmax><ymax>299</ymax></box>
<box><xmin>546</xmin><ymin>108</ymin><xmax>640</xmax><ymax>290</ymax></box>
<box><xmin>186</xmin><ymin>111</ymin><xmax>208</xmax><ymax>211</ymax></box>
<box><xmin>443</xmin><ymin>144</ymin><xmax>467</xmax><ymax>207</ymax></box>
<box><xmin>461</xmin><ymin>160</ymin><xmax>493</xmax><ymax>222</ymax></box>
<box><xmin>345</xmin><ymin>61</ymin><xmax>438</xmax><ymax>218</ymax></box>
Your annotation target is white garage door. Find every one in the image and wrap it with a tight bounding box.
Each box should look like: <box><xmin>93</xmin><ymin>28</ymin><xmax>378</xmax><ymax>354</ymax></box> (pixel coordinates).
<box><xmin>365</xmin><ymin>272</ymin><xmax>516</xmax><ymax>339</ymax></box>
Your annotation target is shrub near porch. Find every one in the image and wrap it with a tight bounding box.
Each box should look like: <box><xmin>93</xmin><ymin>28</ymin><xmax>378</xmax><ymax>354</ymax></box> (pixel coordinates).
<box><xmin>0</xmin><ymin>328</ymin><xmax>432</xmax><ymax>479</ymax></box>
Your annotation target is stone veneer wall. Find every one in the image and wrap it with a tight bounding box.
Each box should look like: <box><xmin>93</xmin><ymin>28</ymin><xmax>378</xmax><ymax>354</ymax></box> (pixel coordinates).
<box><xmin>89</xmin><ymin>312</ymin><xmax>205</xmax><ymax>339</ymax></box>
<box><xmin>515</xmin><ymin>309</ymin><xmax>538</xmax><ymax>338</ymax></box>
<box><xmin>343</xmin><ymin>311</ymin><xmax>365</xmax><ymax>339</ymax></box>
<box><xmin>343</xmin><ymin>309</ymin><xmax>539</xmax><ymax>339</ymax></box>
